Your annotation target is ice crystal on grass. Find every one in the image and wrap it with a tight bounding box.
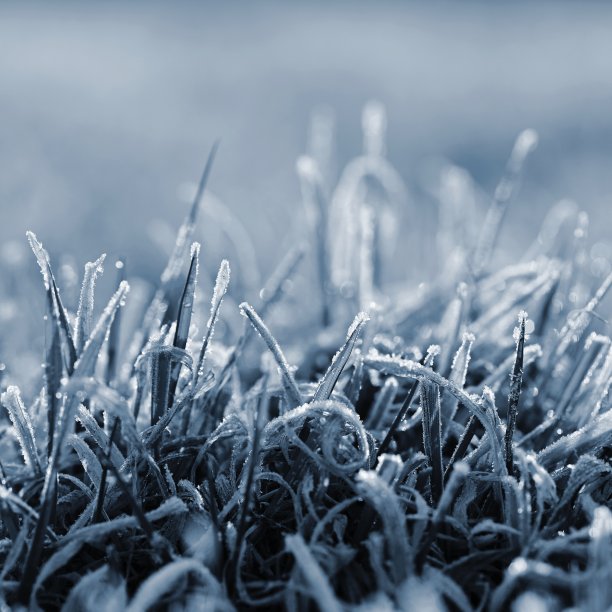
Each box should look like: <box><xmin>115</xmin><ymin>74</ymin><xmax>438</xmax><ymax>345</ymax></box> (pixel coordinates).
<box><xmin>0</xmin><ymin>105</ymin><xmax>610</xmax><ymax>611</ymax></box>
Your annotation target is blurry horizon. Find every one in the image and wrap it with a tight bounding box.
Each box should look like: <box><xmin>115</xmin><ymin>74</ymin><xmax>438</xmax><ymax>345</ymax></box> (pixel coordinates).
<box><xmin>2</xmin><ymin>0</ymin><xmax>612</xmax><ymax>283</ymax></box>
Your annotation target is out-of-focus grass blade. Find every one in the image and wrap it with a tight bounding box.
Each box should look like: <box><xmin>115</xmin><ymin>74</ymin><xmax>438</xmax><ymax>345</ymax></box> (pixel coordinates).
<box><xmin>160</xmin><ymin>143</ymin><xmax>219</xmax><ymax>321</ymax></box>
<box><xmin>297</xmin><ymin>156</ymin><xmax>331</xmax><ymax>326</ymax></box>
<box><xmin>472</xmin><ymin>129</ymin><xmax>538</xmax><ymax>277</ymax></box>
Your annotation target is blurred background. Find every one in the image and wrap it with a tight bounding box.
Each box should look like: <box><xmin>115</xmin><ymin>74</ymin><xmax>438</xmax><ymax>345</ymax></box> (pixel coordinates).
<box><xmin>1</xmin><ymin>0</ymin><xmax>612</xmax><ymax>292</ymax></box>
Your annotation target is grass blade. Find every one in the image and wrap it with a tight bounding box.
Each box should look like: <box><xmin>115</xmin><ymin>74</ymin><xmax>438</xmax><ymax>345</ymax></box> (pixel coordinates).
<box><xmin>239</xmin><ymin>302</ymin><xmax>303</xmax><ymax>409</ymax></box>
<box><xmin>313</xmin><ymin>311</ymin><xmax>369</xmax><ymax>401</ymax></box>
<box><xmin>74</xmin><ymin>253</ymin><xmax>106</xmax><ymax>355</ymax></box>
<box><xmin>504</xmin><ymin>311</ymin><xmax>527</xmax><ymax>474</ymax></box>
<box><xmin>168</xmin><ymin>242</ymin><xmax>200</xmax><ymax>408</ymax></box>
<box><xmin>1</xmin><ymin>386</ymin><xmax>42</xmax><ymax>476</ymax></box>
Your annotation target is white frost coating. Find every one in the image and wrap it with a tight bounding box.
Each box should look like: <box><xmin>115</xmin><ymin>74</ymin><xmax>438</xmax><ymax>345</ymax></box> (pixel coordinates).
<box><xmin>1</xmin><ymin>385</ymin><xmax>42</xmax><ymax>474</ymax></box>
<box><xmin>538</xmin><ymin>409</ymin><xmax>612</xmax><ymax>468</ymax></box>
<box><xmin>76</xmin><ymin>280</ymin><xmax>130</xmax><ymax>377</ymax></box>
<box><xmin>313</xmin><ymin>312</ymin><xmax>369</xmax><ymax>401</ymax></box>
<box><xmin>426</xmin><ymin>344</ymin><xmax>441</xmax><ymax>359</ymax></box>
<box><xmin>295</xmin><ymin>154</ymin><xmax>320</xmax><ymax>182</ymax></box>
<box><xmin>26</xmin><ymin>231</ymin><xmax>52</xmax><ymax>290</ymax></box>
<box><xmin>348</xmin><ymin>311</ymin><xmax>370</xmax><ymax>338</ymax></box>
<box><xmin>365</xmin><ymin>351</ymin><xmax>507</xmax><ymax>475</ymax></box>
<box><xmin>513</xmin><ymin>310</ymin><xmax>529</xmax><ymax>343</ymax></box>
<box><xmin>75</xmin><ymin>253</ymin><xmax>106</xmax><ymax>353</ymax></box>
<box><xmin>209</xmin><ymin>259</ymin><xmax>230</xmax><ymax>328</ymax></box>
<box><xmin>450</xmin><ymin>333</ymin><xmax>475</xmax><ymax>383</ymax></box>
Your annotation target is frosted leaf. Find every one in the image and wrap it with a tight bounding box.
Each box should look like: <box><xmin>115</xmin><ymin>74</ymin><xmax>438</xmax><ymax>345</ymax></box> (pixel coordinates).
<box><xmin>1</xmin><ymin>386</ymin><xmax>42</xmax><ymax>475</ymax></box>
<box><xmin>239</xmin><ymin>302</ymin><xmax>302</xmax><ymax>408</ymax></box>
<box><xmin>209</xmin><ymin>259</ymin><xmax>230</xmax><ymax>327</ymax></box>
<box><xmin>74</xmin><ymin>253</ymin><xmax>106</xmax><ymax>354</ymax></box>
<box><xmin>313</xmin><ymin>312</ymin><xmax>369</xmax><ymax>401</ymax></box>
<box><xmin>26</xmin><ymin>231</ymin><xmax>51</xmax><ymax>290</ymax></box>
<box><xmin>66</xmin><ymin>434</ymin><xmax>102</xmax><ymax>490</ymax></box>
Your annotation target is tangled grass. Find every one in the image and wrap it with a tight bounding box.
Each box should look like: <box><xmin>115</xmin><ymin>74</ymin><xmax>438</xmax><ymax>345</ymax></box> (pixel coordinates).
<box><xmin>0</xmin><ymin>104</ymin><xmax>611</xmax><ymax>611</ymax></box>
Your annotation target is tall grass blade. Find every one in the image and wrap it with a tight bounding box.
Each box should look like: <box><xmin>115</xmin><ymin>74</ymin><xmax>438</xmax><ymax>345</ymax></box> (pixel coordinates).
<box><xmin>239</xmin><ymin>302</ymin><xmax>303</xmax><ymax>408</ymax></box>
<box><xmin>168</xmin><ymin>243</ymin><xmax>200</xmax><ymax>408</ymax></box>
<box><xmin>195</xmin><ymin>258</ymin><xmax>230</xmax><ymax>385</ymax></box>
<box><xmin>1</xmin><ymin>386</ymin><xmax>42</xmax><ymax>475</ymax></box>
<box><xmin>313</xmin><ymin>311</ymin><xmax>369</xmax><ymax>401</ymax></box>
<box><xmin>504</xmin><ymin>311</ymin><xmax>527</xmax><ymax>474</ymax></box>
<box><xmin>472</xmin><ymin>129</ymin><xmax>538</xmax><ymax>277</ymax></box>
<box><xmin>74</xmin><ymin>253</ymin><xmax>106</xmax><ymax>355</ymax></box>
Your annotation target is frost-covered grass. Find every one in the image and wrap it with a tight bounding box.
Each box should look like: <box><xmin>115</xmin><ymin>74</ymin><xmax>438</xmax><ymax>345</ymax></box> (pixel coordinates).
<box><xmin>0</xmin><ymin>104</ymin><xmax>611</xmax><ymax>611</ymax></box>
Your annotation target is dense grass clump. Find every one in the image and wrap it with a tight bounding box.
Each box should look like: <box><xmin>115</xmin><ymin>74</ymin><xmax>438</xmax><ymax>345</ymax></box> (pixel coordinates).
<box><xmin>0</xmin><ymin>105</ymin><xmax>611</xmax><ymax>611</ymax></box>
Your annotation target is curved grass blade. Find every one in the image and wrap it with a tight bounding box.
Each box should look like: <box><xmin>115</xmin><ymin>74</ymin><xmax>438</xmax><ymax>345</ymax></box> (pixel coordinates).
<box><xmin>239</xmin><ymin>302</ymin><xmax>303</xmax><ymax>409</ymax></box>
<box><xmin>377</xmin><ymin>347</ymin><xmax>437</xmax><ymax>458</ymax></box>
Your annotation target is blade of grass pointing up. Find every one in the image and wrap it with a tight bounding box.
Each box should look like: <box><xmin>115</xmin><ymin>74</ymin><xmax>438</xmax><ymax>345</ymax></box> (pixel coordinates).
<box><xmin>505</xmin><ymin>311</ymin><xmax>527</xmax><ymax>474</ymax></box>
<box><xmin>44</xmin><ymin>319</ymin><xmax>63</xmax><ymax>458</ymax></box>
<box><xmin>472</xmin><ymin>129</ymin><xmax>538</xmax><ymax>278</ymax></box>
<box><xmin>105</xmin><ymin>260</ymin><xmax>125</xmax><ymax>385</ymax></box>
<box><xmin>27</xmin><ymin>231</ymin><xmax>78</xmax><ymax>372</ymax></box>
<box><xmin>421</xmin><ymin>380</ymin><xmax>444</xmax><ymax>504</ymax></box>
<box><xmin>377</xmin><ymin>346</ymin><xmax>438</xmax><ymax>458</ymax></box>
<box><xmin>195</xmin><ymin>259</ymin><xmax>230</xmax><ymax>386</ymax></box>
<box><xmin>239</xmin><ymin>302</ymin><xmax>303</xmax><ymax>409</ymax></box>
<box><xmin>1</xmin><ymin>386</ymin><xmax>42</xmax><ymax>476</ymax></box>
<box><xmin>297</xmin><ymin>155</ymin><xmax>331</xmax><ymax>326</ymax></box>
<box><xmin>74</xmin><ymin>254</ymin><xmax>106</xmax><ymax>355</ymax></box>
<box><xmin>18</xmin><ymin>280</ymin><xmax>131</xmax><ymax>603</ymax></box>
<box><xmin>313</xmin><ymin>312</ymin><xmax>369</xmax><ymax>401</ymax></box>
<box><xmin>160</xmin><ymin>143</ymin><xmax>219</xmax><ymax>320</ymax></box>
<box><xmin>168</xmin><ymin>243</ymin><xmax>200</xmax><ymax>408</ymax></box>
